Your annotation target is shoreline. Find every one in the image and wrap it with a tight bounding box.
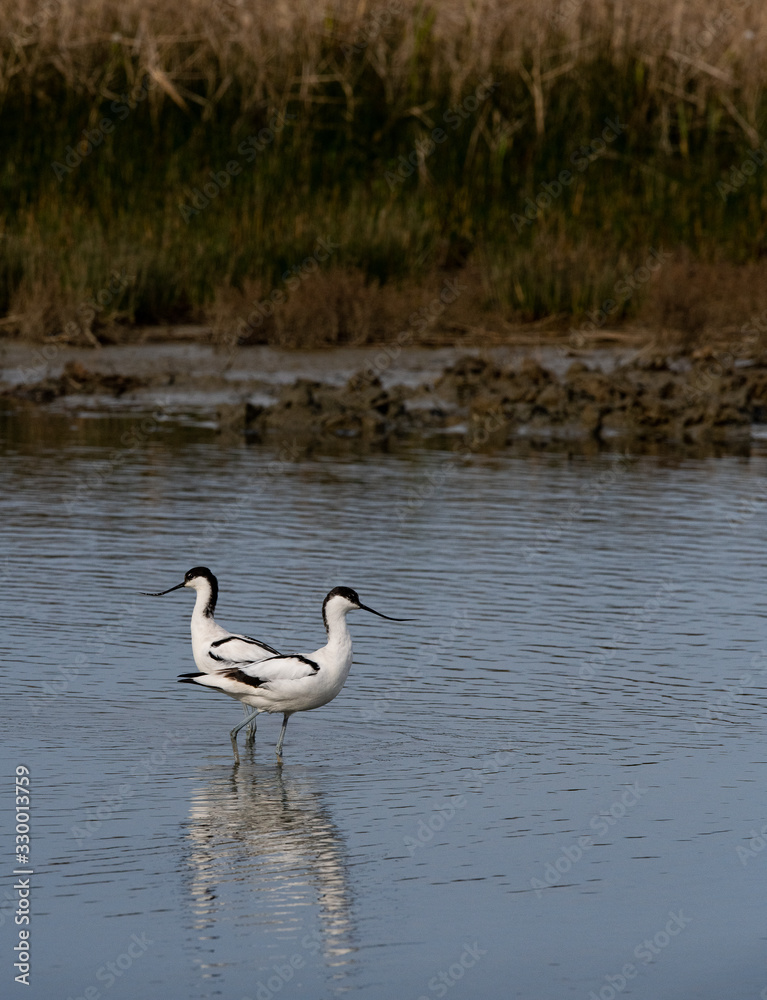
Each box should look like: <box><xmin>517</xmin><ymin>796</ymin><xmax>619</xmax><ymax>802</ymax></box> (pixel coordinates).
<box><xmin>3</xmin><ymin>337</ymin><xmax>767</xmax><ymax>458</ymax></box>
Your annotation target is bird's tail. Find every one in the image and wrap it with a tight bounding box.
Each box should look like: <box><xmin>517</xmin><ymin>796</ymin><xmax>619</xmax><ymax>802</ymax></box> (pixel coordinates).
<box><xmin>177</xmin><ymin>669</ymin><xmax>262</xmax><ymax>700</ymax></box>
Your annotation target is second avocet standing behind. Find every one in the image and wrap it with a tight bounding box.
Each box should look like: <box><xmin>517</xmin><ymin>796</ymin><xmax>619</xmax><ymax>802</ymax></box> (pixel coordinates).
<box><xmin>179</xmin><ymin>586</ymin><xmax>411</xmax><ymax>761</ymax></box>
<box><xmin>142</xmin><ymin>566</ymin><xmax>280</xmax><ymax>732</ymax></box>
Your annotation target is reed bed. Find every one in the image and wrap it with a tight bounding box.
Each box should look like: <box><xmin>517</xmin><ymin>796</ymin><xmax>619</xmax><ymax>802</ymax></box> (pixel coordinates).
<box><xmin>1</xmin><ymin>0</ymin><xmax>767</xmax><ymax>345</ymax></box>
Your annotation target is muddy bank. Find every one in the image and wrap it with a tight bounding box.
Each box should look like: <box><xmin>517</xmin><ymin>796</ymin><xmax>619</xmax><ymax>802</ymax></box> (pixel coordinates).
<box><xmin>235</xmin><ymin>352</ymin><xmax>766</xmax><ymax>453</ymax></box>
<box><xmin>4</xmin><ymin>344</ymin><xmax>767</xmax><ymax>455</ymax></box>
<box><xmin>5</xmin><ymin>361</ymin><xmax>144</xmax><ymax>403</ymax></box>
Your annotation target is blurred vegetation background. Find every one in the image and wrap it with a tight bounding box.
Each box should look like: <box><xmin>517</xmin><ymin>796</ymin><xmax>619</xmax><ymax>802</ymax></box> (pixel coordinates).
<box><xmin>1</xmin><ymin>0</ymin><xmax>766</xmax><ymax>346</ymax></box>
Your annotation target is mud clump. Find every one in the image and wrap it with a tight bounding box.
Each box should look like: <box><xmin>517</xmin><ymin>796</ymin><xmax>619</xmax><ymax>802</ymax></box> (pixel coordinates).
<box><xmin>244</xmin><ymin>376</ymin><xmax>436</xmax><ymax>446</ymax></box>
<box><xmin>5</xmin><ymin>349</ymin><xmax>762</xmax><ymax>455</ymax></box>
<box><xmin>6</xmin><ymin>361</ymin><xmax>144</xmax><ymax>403</ymax></box>
<box><xmin>243</xmin><ymin>353</ymin><xmax>760</xmax><ymax>453</ymax></box>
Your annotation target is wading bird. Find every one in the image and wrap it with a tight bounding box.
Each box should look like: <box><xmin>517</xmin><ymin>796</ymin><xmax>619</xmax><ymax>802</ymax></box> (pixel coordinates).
<box><xmin>142</xmin><ymin>566</ymin><xmax>279</xmax><ymax>733</ymax></box>
<box><xmin>178</xmin><ymin>586</ymin><xmax>410</xmax><ymax>762</ymax></box>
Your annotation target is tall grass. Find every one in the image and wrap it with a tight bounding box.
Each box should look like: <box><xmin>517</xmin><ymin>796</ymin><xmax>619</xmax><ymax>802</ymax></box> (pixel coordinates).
<box><xmin>1</xmin><ymin>0</ymin><xmax>767</xmax><ymax>342</ymax></box>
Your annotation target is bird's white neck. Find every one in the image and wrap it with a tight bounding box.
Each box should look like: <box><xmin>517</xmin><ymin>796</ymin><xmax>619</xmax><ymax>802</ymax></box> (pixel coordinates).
<box><xmin>322</xmin><ymin>603</ymin><xmax>353</xmax><ymax>661</ymax></box>
<box><xmin>191</xmin><ymin>580</ymin><xmax>217</xmax><ymax>624</ymax></box>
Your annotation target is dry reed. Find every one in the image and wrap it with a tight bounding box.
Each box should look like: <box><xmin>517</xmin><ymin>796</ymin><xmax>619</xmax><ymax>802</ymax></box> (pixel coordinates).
<box><xmin>1</xmin><ymin>0</ymin><xmax>767</xmax><ymax>346</ymax></box>
<box><xmin>2</xmin><ymin>0</ymin><xmax>765</xmax><ymax>133</ymax></box>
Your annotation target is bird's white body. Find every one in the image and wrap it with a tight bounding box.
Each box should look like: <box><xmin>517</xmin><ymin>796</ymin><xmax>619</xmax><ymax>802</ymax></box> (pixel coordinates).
<box><xmin>185</xmin><ymin>572</ymin><xmax>280</xmax><ymax>673</ymax></box>
<box><xmin>142</xmin><ymin>565</ymin><xmax>280</xmax><ymax>737</ymax></box>
<box><xmin>177</xmin><ymin>585</ymin><xmax>409</xmax><ymax>759</ymax></box>
<box><xmin>187</xmin><ymin>596</ymin><xmax>354</xmax><ymax>715</ymax></box>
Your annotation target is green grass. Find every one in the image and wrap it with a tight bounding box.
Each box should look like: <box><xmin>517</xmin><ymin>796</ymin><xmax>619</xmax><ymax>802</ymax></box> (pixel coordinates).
<box><xmin>2</xmin><ymin>7</ymin><xmax>767</xmax><ymax>339</ymax></box>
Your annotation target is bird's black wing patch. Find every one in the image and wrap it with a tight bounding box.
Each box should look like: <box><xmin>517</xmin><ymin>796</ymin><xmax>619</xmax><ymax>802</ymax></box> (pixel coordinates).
<box><xmin>221</xmin><ymin>668</ymin><xmax>266</xmax><ymax>688</ymax></box>
<box><xmin>211</xmin><ymin>634</ymin><xmax>280</xmax><ymax>655</ymax></box>
<box><xmin>240</xmin><ymin>634</ymin><xmax>281</xmax><ymax>654</ymax></box>
<box><xmin>208</xmin><ymin>649</ymin><xmax>273</xmax><ymax>668</ymax></box>
<box><xmin>258</xmin><ymin>653</ymin><xmax>320</xmax><ymax>672</ymax></box>
<box><xmin>178</xmin><ymin>672</ymin><xmax>205</xmax><ymax>683</ymax></box>
<box><xmin>293</xmin><ymin>654</ymin><xmax>320</xmax><ymax>672</ymax></box>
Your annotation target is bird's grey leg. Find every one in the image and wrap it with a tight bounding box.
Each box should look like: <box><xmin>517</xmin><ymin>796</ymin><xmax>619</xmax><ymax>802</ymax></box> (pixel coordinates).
<box><xmin>230</xmin><ymin>710</ymin><xmax>259</xmax><ymax>762</ymax></box>
<box><xmin>244</xmin><ymin>702</ymin><xmax>257</xmax><ymax>741</ymax></box>
<box><xmin>275</xmin><ymin>713</ymin><xmax>290</xmax><ymax>756</ymax></box>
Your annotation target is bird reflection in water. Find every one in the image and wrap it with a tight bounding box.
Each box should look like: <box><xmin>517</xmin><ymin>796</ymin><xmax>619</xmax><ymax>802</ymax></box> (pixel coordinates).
<box><xmin>181</xmin><ymin>756</ymin><xmax>355</xmax><ymax>980</ymax></box>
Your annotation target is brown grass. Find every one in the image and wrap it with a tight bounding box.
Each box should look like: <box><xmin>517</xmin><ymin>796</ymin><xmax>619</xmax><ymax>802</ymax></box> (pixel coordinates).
<box><xmin>209</xmin><ymin>267</ymin><xmax>498</xmax><ymax>349</ymax></box>
<box><xmin>206</xmin><ymin>256</ymin><xmax>767</xmax><ymax>353</ymax></box>
<box><xmin>4</xmin><ymin>1</ymin><xmax>767</xmax><ymax>349</ymax></box>
<box><xmin>2</xmin><ymin>0</ymin><xmax>766</xmax><ymax>140</ymax></box>
<box><xmin>642</xmin><ymin>257</ymin><xmax>767</xmax><ymax>351</ymax></box>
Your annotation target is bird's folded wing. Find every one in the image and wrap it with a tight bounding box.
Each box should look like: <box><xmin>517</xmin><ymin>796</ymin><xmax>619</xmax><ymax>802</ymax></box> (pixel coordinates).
<box><xmin>234</xmin><ymin>654</ymin><xmax>320</xmax><ymax>684</ymax></box>
<box><xmin>207</xmin><ymin>633</ymin><xmax>281</xmax><ymax>666</ymax></box>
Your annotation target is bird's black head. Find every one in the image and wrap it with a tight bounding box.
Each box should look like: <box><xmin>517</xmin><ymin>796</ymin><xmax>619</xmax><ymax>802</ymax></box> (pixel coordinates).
<box><xmin>322</xmin><ymin>587</ymin><xmax>361</xmax><ymax>630</ymax></box>
<box><xmin>184</xmin><ymin>567</ymin><xmax>216</xmax><ymax>585</ymax></box>
<box><xmin>321</xmin><ymin>586</ymin><xmax>411</xmax><ymax>630</ymax></box>
<box><xmin>326</xmin><ymin>586</ymin><xmax>361</xmax><ymax>606</ymax></box>
<box><xmin>142</xmin><ymin>566</ymin><xmax>218</xmax><ymax>616</ymax></box>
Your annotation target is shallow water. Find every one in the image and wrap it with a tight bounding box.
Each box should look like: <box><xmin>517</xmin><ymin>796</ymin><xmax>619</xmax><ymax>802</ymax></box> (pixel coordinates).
<box><xmin>2</xmin><ymin>403</ymin><xmax>767</xmax><ymax>1000</ymax></box>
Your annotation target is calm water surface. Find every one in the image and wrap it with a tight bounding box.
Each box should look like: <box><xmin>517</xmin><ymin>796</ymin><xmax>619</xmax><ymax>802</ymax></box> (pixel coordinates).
<box><xmin>2</xmin><ymin>406</ymin><xmax>767</xmax><ymax>999</ymax></box>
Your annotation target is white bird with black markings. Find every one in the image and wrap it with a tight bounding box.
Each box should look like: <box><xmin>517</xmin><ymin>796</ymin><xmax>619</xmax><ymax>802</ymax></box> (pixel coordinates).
<box><xmin>142</xmin><ymin>566</ymin><xmax>279</xmax><ymax>731</ymax></box>
<box><xmin>178</xmin><ymin>586</ymin><xmax>411</xmax><ymax>761</ymax></box>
